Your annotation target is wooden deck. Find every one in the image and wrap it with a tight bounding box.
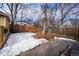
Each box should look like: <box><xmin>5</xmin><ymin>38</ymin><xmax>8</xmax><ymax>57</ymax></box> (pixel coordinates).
<box><xmin>18</xmin><ymin>39</ymin><xmax>73</xmax><ymax>56</ymax></box>
<box><xmin>71</xmin><ymin>41</ymin><xmax>79</xmax><ymax>56</ymax></box>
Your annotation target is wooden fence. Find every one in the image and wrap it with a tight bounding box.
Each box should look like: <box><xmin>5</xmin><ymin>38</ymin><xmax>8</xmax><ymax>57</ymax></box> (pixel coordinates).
<box><xmin>59</xmin><ymin>28</ymin><xmax>79</xmax><ymax>39</ymax></box>
<box><xmin>9</xmin><ymin>24</ymin><xmax>79</xmax><ymax>39</ymax></box>
<box><xmin>14</xmin><ymin>24</ymin><xmax>39</xmax><ymax>33</ymax></box>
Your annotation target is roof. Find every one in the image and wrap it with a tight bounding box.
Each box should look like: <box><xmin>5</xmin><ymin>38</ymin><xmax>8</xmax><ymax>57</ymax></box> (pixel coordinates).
<box><xmin>0</xmin><ymin>11</ymin><xmax>8</xmax><ymax>17</ymax></box>
<box><xmin>0</xmin><ymin>11</ymin><xmax>10</xmax><ymax>21</ymax></box>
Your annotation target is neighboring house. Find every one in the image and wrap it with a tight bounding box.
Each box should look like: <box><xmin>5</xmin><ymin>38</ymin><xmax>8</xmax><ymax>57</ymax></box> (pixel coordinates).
<box><xmin>0</xmin><ymin>11</ymin><xmax>10</xmax><ymax>48</ymax></box>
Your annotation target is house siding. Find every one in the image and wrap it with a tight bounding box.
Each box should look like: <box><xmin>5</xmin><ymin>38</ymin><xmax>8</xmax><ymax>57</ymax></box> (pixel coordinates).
<box><xmin>0</xmin><ymin>16</ymin><xmax>9</xmax><ymax>48</ymax></box>
<box><xmin>0</xmin><ymin>26</ymin><xmax>3</xmax><ymax>48</ymax></box>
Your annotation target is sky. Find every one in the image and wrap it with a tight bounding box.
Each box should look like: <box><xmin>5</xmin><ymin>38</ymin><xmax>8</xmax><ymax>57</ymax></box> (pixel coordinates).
<box><xmin>0</xmin><ymin>3</ymin><xmax>79</xmax><ymax>25</ymax></box>
<box><xmin>17</xmin><ymin>4</ymin><xmax>50</xmax><ymax>21</ymax></box>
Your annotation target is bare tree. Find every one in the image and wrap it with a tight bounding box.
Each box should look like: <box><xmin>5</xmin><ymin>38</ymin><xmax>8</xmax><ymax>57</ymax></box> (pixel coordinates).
<box><xmin>59</xmin><ymin>3</ymin><xmax>78</xmax><ymax>27</ymax></box>
<box><xmin>69</xmin><ymin>9</ymin><xmax>79</xmax><ymax>36</ymax></box>
<box><xmin>40</xmin><ymin>4</ymin><xmax>50</xmax><ymax>34</ymax></box>
<box><xmin>0</xmin><ymin>3</ymin><xmax>22</xmax><ymax>33</ymax></box>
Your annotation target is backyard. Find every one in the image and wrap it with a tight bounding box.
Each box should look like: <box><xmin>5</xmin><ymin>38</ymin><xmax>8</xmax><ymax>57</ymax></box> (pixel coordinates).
<box><xmin>0</xmin><ymin>3</ymin><xmax>79</xmax><ymax>56</ymax></box>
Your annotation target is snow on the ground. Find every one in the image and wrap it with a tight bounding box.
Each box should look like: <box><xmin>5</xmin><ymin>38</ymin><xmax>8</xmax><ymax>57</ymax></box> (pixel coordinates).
<box><xmin>0</xmin><ymin>32</ymin><xmax>48</xmax><ymax>56</ymax></box>
<box><xmin>54</xmin><ymin>36</ymin><xmax>76</xmax><ymax>42</ymax></box>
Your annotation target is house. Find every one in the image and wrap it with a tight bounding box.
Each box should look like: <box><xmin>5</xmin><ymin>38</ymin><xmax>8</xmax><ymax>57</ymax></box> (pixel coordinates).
<box><xmin>0</xmin><ymin>11</ymin><xmax>10</xmax><ymax>48</ymax></box>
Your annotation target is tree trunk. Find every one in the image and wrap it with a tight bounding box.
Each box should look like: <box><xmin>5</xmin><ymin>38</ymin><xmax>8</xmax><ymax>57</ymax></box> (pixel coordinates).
<box><xmin>11</xmin><ymin>21</ymin><xmax>14</xmax><ymax>33</ymax></box>
<box><xmin>42</xmin><ymin>23</ymin><xmax>46</xmax><ymax>35</ymax></box>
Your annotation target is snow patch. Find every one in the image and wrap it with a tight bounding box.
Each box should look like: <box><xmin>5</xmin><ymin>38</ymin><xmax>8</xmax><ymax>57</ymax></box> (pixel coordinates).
<box><xmin>38</xmin><ymin>38</ymin><xmax>48</xmax><ymax>43</ymax></box>
<box><xmin>54</xmin><ymin>36</ymin><xmax>76</xmax><ymax>42</ymax></box>
<box><xmin>0</xmin><ymin>32</ymin><xmax>48</xmax><ymax>56</ymax></box>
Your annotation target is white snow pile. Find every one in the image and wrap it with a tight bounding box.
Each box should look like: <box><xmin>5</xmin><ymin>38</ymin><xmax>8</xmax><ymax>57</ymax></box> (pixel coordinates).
<box><xmin>54</xmin><ymin>36</ymin><xmax>76</xmax><ymax>42</ymax></box>
<box><xmin>0</xmin><ymin>32</ymin><xmax>48</xmax><ymax>56</ymax></box>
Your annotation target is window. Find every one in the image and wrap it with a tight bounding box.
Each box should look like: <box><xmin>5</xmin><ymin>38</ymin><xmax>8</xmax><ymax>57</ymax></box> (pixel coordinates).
<box><xmin>3</xmin><ymin>27</ymin><xmax>8</xmax><ymax>34</ymax></box>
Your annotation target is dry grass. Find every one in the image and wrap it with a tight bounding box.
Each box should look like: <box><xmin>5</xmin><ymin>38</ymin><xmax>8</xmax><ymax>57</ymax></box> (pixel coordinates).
<box><xmin>33</xmin><ymin>32</ymin><xmax>54</xmax><ymax>40</ymax></box>
<box><xmin>33</xmin><ymin>32</ymin><xmax>74</xmax><ymax>41</ymax></box>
